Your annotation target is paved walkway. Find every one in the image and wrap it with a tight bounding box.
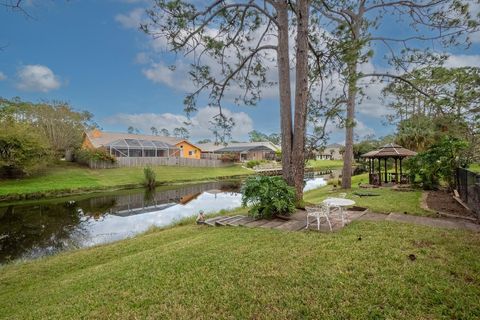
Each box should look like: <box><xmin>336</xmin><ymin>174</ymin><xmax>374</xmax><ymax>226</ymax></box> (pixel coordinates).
<box><xmin>360</xmin><ymin>212</ymin><xmax>480</xmax><ymax>232</ymax></box>
<box><xmin>204</xmin><ymin>210</ymin><xmax>480</xmax><ymax>232</ymax></box>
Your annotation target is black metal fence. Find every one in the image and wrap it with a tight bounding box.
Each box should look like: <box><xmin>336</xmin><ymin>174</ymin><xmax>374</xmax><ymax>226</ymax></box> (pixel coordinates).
<box><xmin>456</xmin><ymin>168</ymin><xmax>480</xmax><ymax>216</ymax></box>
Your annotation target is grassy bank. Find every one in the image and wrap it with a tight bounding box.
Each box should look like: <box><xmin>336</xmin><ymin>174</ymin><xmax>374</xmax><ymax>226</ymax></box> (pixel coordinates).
<box><xmin>307</xmin><ymin>159</ymin><xmax>344</xmax><ymax>170</ymax></box>
<box><xmin>305</xmin><ymin>173</ymin><xmax>430</xmax><ymax>216</ymax></box>
<box><xmin>0</xmin><ymin>162</ymin><xmax>252</xmax><ymax>200</ymax></box>
<box><xmin>1</xmin><ymin>220</ymin><xmax>479</xmax><ymax>319</ymax></box>
<box><xmin>469</xmin><ymin>163</ymin><xmax>480</xmax><ymax>173</ymax></box>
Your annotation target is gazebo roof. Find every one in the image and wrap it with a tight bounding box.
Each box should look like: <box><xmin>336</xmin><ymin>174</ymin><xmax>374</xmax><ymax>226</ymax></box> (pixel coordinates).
<box><xmin>361</xmin><ymin>143</ymin><xmax>417</xmax><ymax>158</ymax></box>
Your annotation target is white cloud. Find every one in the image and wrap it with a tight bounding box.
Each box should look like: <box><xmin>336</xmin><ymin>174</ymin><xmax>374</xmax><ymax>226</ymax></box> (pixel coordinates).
<box><xmin>444</xmin><ymin>54</ymin><xmax>480</xmax><ymax>68</ymax></box>
<box><xmin>115</xmin><ymin>7</ymin><xmax>144</xmax><ymax>29</ymax></box>
<box><xmin>105</xmin><ymin>106</ymin><xmax>254</xmax><ymax>140</ymax></box>
<box><xmin>354</xmin><ymin>120</ymin><xmax>376</xmax><ymax>138</ymax></box>
<box><xmin>329</xmin><ymin>119</ymin><xmax>374</xmax><ymax>138</ymax></box>
<box><xmin>0</xmin><ymin>71</ymin><xmax>6</xmax><ymax>81</ymax></box>
<box><xmin>142</xmin><ymin>61</ymin><xmax>194</xmax><ymax>91</ymax></box>
<box><xmin>16</xmin><ymin>65</ymin><xmax>61</xmax><ymax>92</ymax></box>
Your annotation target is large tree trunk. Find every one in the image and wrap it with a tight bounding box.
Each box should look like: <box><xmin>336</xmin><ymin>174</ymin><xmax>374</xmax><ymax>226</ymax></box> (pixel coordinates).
<box><xmin>341</xmin><ymin>63</ymin><xmax>357</xmax><ymax>189</ymax></box>
<box><xmin>291</xmin><ymin>0</ymin><xmax>310</xmax><ymax>200</ymax></box>
<box><xmin>341</xmin><ymin>11</ymin><xmax>361</xmax><ymax>190</ymax></box>
<box><xmin>276</xmin><ymin>1</ymin><xmax>294</xmax><ymax>186</ymax></box>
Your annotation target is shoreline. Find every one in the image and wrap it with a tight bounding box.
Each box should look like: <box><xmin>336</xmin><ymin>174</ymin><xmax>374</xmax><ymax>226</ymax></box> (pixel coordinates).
<box><xmin>0</xmin><ymin>163</ymin><xmax>343</xmax><ymax>203</ymax></box>
<box><xmin>0</xmin><ymin>174</ymin><xmax>253</xmax><ymax>203</ymax></box>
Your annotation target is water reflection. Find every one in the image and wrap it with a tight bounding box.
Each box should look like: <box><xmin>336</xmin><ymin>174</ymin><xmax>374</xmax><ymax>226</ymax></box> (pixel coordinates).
<box><xmin>0</xmin><ymin>181</ymin><xmax>241</xmax><ymax>264</ymax></box>
<box><xmin>0</xmin><ymin>174</ymin><xmax>329</xmax><ymax>264</ymax></box>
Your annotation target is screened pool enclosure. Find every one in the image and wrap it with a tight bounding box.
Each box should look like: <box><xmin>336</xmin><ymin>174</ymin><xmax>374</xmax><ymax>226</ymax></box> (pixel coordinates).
<box><xmin>105</xmin><ymin>139</ymin><xmax>179</xmax><ymax>157</ymax></box>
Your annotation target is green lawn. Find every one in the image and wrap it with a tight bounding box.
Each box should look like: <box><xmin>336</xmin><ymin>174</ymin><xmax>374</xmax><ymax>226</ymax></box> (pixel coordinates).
<box><xmin>0</xmin><ymin>162</ymin><xmax>252</xmax><ymax>199</ymax></box>
<box><xmin>307</xmin><ymin>159</ymin><xmax>344</xmax><ymax>170</ymax></box>
<box><xmin>469</xmin><ymin>163</ymin><xmax>480</xmax><ymax>173</ymax></box>
<box><xmin>305</xmin><ymin>173</ymin><xmax>431</xmax><ymax>216</ymax></box>
<box><xmin>1</xmin><ymin>220</ymin><xmax>479</xmax><ymax>319</ymax></box>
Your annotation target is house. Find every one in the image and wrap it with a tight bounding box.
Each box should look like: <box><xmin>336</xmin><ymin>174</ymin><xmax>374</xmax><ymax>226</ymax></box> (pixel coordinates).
<box><xmin>316</xmin><ymin>143</ymin><xmax>343</xmax><ymax>160</ymax></box>
<box><xmin>82</xmin><ymin>129</ymin><xmax>202</xmax><ymax>159</ymax></box>
<box><xmin>198</xmin><ymin>141</ymin><xmax>280</xmax><ymax>162</ymax></box>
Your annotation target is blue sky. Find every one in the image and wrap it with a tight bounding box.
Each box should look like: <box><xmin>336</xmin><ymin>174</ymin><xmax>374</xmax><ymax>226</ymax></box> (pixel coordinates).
<box><xmin>0</xmin><ymin>1</ymin><xmax>479</xmax><ymax>143</ymax></box>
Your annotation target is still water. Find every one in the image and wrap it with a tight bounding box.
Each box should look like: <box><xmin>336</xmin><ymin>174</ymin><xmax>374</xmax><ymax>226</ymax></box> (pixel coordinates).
<box><xmin>0</xmin><ymin>175</ymin><xmax>327</xmax><ymax>264</ymax></box>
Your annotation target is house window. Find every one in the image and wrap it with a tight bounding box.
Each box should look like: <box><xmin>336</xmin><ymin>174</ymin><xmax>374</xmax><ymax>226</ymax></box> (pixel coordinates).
<box><xmin>189</xmin><ymin>151</ymin><xmax>193</xmax><ymax>156</ymax></box>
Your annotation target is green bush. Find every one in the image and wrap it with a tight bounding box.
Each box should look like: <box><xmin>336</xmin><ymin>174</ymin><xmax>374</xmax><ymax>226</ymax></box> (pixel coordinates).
<box><xmin>406</xmin><ymin>136</ymin><xmax>470</xmax><ymax>190</ymax></box>
<box><xmin>75</xmin><ymin>148</ymin><xmax>116</xmax><ymax>165</ymax></box>
<box><xmin>143</xmin><ymin>167</ymin><xmax>156</xmax><ymax>189</ymax></box>
<box><xmin>246</xmin><ymin>160</ymin><xmax>262</xmax><ymax>168</ymax></box>
<box><xmin>241</xmin><ymin>176</ymin><xmax>296</xmax><ymax>219</ymax></box>
<box><xmin>327</xmin><ymin>177</ymin><xmax>341</xmax><ymax>187</ymax></box>
<box><xmin>0</xmin><ymin>121</ymin><xmax>52</xmax><ymax>177</ymax></box>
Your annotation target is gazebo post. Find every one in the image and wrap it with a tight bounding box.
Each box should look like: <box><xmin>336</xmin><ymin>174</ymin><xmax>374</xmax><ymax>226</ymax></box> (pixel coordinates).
<box><xmin>400</xmin><ymin>158</ymin><xmax>403</xmax><ymax>182</ymax></box>
<box><xmin>368</xmin><ymin>158</ymin><xmax>372</xmax><ymax>184</ymax></box>
<box><xmin>378</xmin><ymin>158</ymin><xmax>381</xmax><ymax>185</ymax></box>
<box><xmin>384</xmin><ymin>158</ymin><xmax>388</xmax><ymax>183</ymax></box>
<box><xmin>370</xmin><ymin>158</ymin><xmax>374</xmax><ymax>184</ymax></box>
<box><xmin>395</xmin><ymin>158</ymin><xmax>398</xmax><ymax>183</ymax></box>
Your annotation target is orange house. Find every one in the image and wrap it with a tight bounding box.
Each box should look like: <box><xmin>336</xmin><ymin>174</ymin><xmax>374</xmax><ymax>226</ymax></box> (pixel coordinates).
<box><xmin>176</xmin><ymin>140</ymin><xmax>201</xmax><ymax>159</ymax></box>
<box><xmin>82</xmin><ymin>129</ymin><xmax>202</xmax><ymax>160</ymax></box>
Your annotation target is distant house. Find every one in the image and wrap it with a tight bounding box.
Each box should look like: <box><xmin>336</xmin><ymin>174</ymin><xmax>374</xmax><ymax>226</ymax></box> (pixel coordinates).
<box><xmin>198</xmin><ymin>141</ymin><xmax>280</xmax><ymax>161</ymax></box>
<box><xmin>316</xmin><ymin>143</ymin><xmax>343</xmax><ymax>160</ymax></box>
<box><xmin>82</xmin><ymin>129</ymin><xmax>202</xmax><ymax>159</ymax></box>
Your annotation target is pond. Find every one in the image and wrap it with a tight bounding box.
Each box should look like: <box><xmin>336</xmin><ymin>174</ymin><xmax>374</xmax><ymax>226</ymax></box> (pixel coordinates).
<box><xmin>0</xmin><ymin>173</ymin><xmax>329</xmax><ymax>264</ymax></box>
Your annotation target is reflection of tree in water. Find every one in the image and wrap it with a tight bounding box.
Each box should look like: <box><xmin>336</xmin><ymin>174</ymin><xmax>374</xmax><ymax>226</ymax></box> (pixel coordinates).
<box><xmin>220</xmin><ymin>180</ymin><xmax>242</xmax><ymax>193</ymax></box>
<box><xmin>0</xmin><ymin>197</ymin><xmax>117</xmax><ymax>263</ymax></box>
<box><xmin>0</xmin><ymin>203</ymin><xmax>84</xmax><ymax>263</ymax></box>
<box><xmin>0</xmin><ymin>180</ymin><xmax>243</xmax><ymax>264</ymax></box>
<box><xmin>78</xmin><ymin>197</ymin><xmax>117</xmax><ymax>220</ymax></box>
<box><xmin>143</xmin><ymin>188</ymin><xmax>156</xmax><ymax>207</ymax></box>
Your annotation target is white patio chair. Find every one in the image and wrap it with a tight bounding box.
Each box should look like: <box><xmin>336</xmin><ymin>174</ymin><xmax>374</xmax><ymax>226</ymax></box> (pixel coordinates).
<box><xmin>306</xmin><ymin>204</ymin><xmax>332</xmax><ymax>231</ymax></box>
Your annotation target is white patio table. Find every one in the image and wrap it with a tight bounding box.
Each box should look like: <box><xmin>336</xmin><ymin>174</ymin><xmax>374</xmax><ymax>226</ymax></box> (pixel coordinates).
<box><xmin>322</xmin><ymin>198</ymin><xmax>356</xmax><ymax>226</ymax></box>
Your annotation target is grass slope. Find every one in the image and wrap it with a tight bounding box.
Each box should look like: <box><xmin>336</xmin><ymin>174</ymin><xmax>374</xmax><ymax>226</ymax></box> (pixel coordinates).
<box><xmin>304</xmin><ymin>173</ymin><xmax>430</xmax><ymax>216</ymax></box>
<box><xmin>307</xmin><ymin>159</ymin><xmax>344</xmax><ymax>170</ymax></box>
<box><xmin>1</xmin><ymin>222</ymin><xmax>479</xmax><ymax>319</ymax></box>
<box><xmin>0</xmin><ymin>163</ymin><xmax>252</xmax><ymax>198</ymax></box>
<box><xmin>469</xmin><ymin>163</ymin><xmax>480</xmax><ymax>173</ymax></box>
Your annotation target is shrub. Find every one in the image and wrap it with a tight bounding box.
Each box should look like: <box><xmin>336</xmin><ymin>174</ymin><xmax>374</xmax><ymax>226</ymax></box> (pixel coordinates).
<box><xmin>143</xmin><ymin>166</ymin><xmax>156</xmax><ymax>189</ymax></box>
<box><xmin>406</xmin><ymin>136</ymin><xmax>470</xmax><ymax>190</ymax></box>
<box><xmin>241</xmin><ymin>176</ymin><xmax>296</xmax><ymax>219</ymax></box>
<box><xmin>327</xmin><ymin>177</ymin><xmax>341</xmax><ymax>187</ymax></box>
<box><xmin>246</xmin><ymin>160</ymin><xmax>262</xmax><ymax>168</ymax></box>
<box><xmin>353</xmin><ymin>164</ymin><xmax>368</xmax><ymax>175</ymax></box>
<box><xmin>0</xmin><ymin>121</ymin><xmax>52</xmax><ymax>177</ymax></box>
<box><xmin>75</xmin><ymin>148</ymin><xmax>116</xmax><ymax>165</ymax></box>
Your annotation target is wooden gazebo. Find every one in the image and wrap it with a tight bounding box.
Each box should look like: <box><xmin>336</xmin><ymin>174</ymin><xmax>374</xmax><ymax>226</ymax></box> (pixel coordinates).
<box><xmin>361</xmin><ymin>143</ymin><xmax>417</xmax><ymax>186</ymax></box>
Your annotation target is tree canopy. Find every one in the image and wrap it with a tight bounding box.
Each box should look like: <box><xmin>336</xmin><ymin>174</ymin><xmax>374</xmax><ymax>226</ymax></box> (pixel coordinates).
<box><xmin>0</xmin><ymin>98</ymin><xmax>97</xmax><ymax>156</ymax></box>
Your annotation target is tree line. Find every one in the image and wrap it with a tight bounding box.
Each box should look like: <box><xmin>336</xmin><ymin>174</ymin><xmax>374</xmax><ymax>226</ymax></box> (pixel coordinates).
<box><xmin>0</xmin><ymin>98</ymin><xmax>97</xmax><ymax>177</ymax></box>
